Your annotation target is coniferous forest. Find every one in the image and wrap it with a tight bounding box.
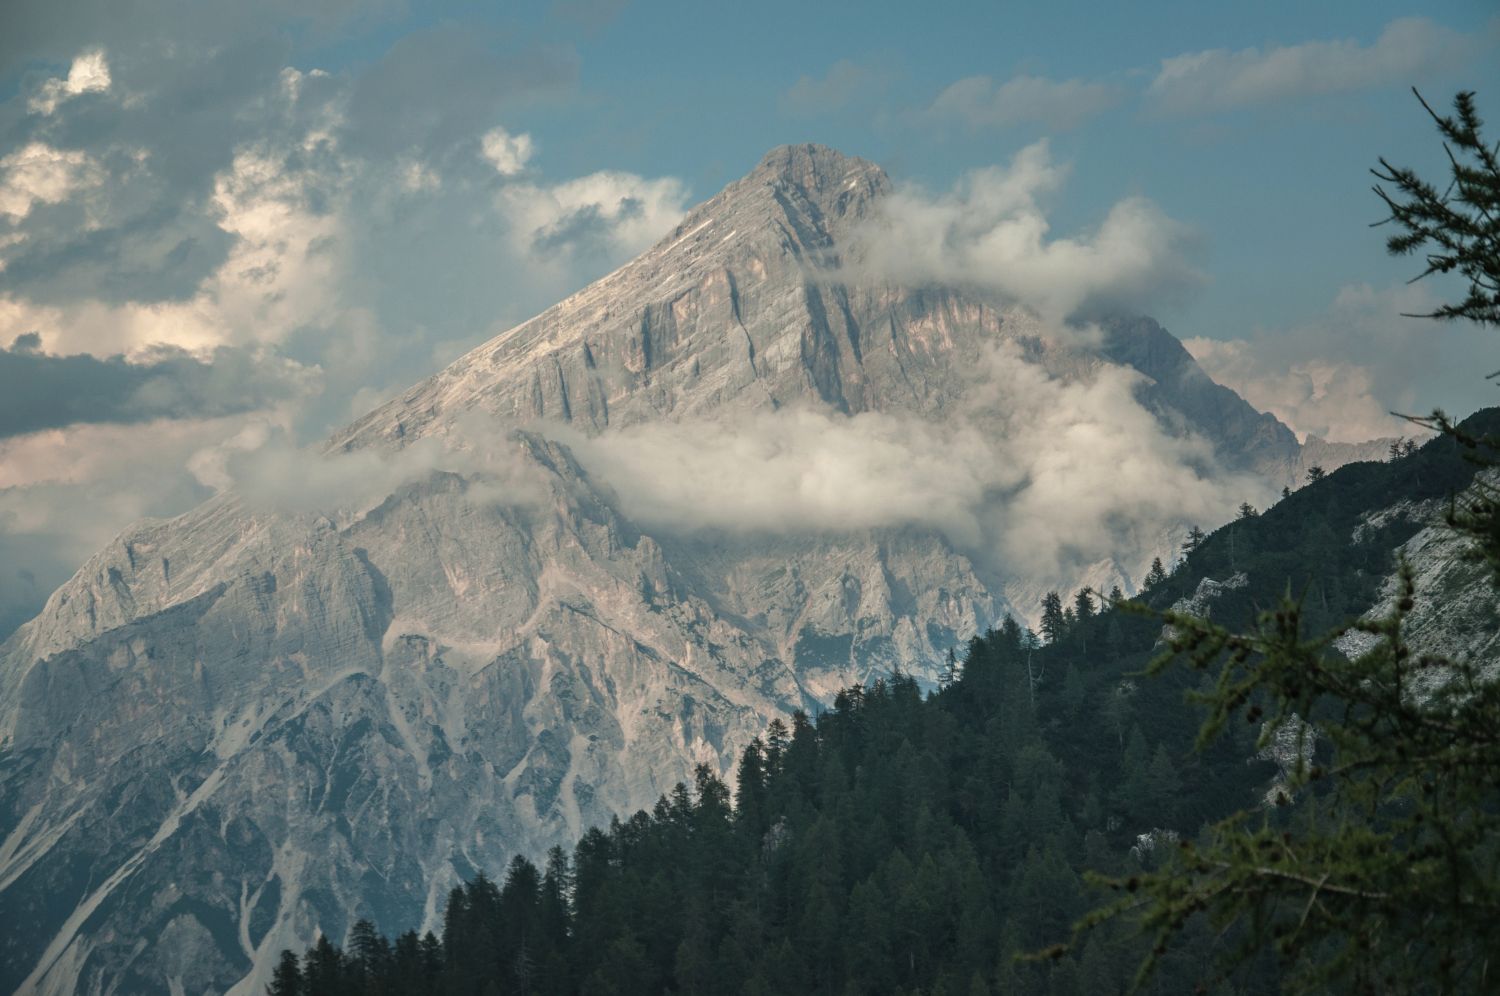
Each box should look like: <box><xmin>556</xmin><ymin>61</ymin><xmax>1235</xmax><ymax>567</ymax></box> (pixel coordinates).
<box><xmin>266</xmin><ymin>411</ymin><xmax>1498</xmax><ymax>996</ymax></box>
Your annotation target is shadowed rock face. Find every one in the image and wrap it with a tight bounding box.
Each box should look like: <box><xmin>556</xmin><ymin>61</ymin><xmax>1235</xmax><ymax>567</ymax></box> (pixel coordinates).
<box><xmin>0</xmin><ymin>145</ymin><xmax>1374</xmax><ymax>994</ymax></box>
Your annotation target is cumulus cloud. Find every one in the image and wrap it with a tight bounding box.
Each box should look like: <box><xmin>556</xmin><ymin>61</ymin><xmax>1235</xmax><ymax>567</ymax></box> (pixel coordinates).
<box><xmin>780</xmin><ymin>60</ymin><xmax>890</xmax><ymax>116</ymax></box>
<box><xmin>0</xmin><ymin>144</ymin><xmax>104</xmax><ymax>220</ymax></box>
<box><xmin>0</xmin><ymin>10</ymin><xmax>688</xmax><ymax>640</ymax></box>
<box><xmin>500</xmin><ymin>171</ymin><xmax>690</xmax><ymax>265</ymax></box>
<box><xmin>1184</xmin><ymin>282</ymin><xmax>1496</xmax><ymax>443</ymax></box>
<box><xmin>0</xmin><ymin>136</ymin><xmax>347</xmax><ymax>357</ymax></box>
<box><xmin>480</xmin><ymin>127</ymin><xmax>535</xmax><ymax>176</ymax></box>
<box><xmin>561</xmin><ymin>340</ymin><xmax>1260</xmax><ymax>584</ymax></box>
<box><xmin>29</xmin><ymin>48</ymin><xmax>112</xmax><ymax>115</ymax></box>
<box><xmin>925</xmin><ymin>74</ymin><xmax>1123</xmax><ymax>131</ymax></box>
<box><xmin>1148</xmin><ymin>17</ymin><xmax>1489</xmax><ymax>115</ymax></box>
<box><xmin>0</xmin><ymin>336</ymin><xmax>316</xmax><ymax>438</ymax></box>
<box><xmin>847</xmin><ymin>140</ymin><xmax>1203</xmax><ymax>326</ymax></box>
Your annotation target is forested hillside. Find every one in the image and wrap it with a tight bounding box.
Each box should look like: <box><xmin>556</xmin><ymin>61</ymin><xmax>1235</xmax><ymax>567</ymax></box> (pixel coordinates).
<box><xmin>266</xmin><ymin>410</ymin><xmax>1499</xmax><ymax>996</ymax></box>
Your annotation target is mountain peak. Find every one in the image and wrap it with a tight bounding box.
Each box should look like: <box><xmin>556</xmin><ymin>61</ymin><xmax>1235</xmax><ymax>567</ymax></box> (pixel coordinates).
<box><xmin>743</xmin><ymin>143</ymin><xmax>890</xmax><ymax>225</ymax></box>
<box><xmin>749</xmin><ymin>143</ymin><xmax>886</xmax><ymax>188</ymax></box>
<box><xmin>662</xmin><ymin>143</ymin><xmax>890</xmax><ymax>253</ymax></box>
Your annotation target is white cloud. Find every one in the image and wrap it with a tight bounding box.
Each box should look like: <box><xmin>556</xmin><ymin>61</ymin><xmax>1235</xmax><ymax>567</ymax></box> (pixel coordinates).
<box><xmin>480</xmin><ymin>126</ymin><xmax>535</xmax><ymax>176</ymax></box>
<box><xmin>399</xmin><ymin>158</ymin><xmax>441</xmax><ymax>192</ymax></box>
<box><xmin>561</xmin><ymin>339</ymin><xmax>1260</xmax><ymax>583</ymax></box>
<box><xmin>1184</xmin><ymin>338</ymin><xmax>1397</xmax><ymax>444</ymax></box>
<box><xmin>846</xmin><ymin>140</ymin><xmax>1202</xmax><ymax>326</ymax></box>
<box><xmin>0</xmin><ymin>414</ymin><xmax>261</xmax><ymax>632</ymax></box>
<box><xmin>0</xmin><ymin>143</ymin><xmax>104</xmax><ymax>220</ymax></box>
<box><xmin>187</xmin><ymin>417</ymin><xmax>548</xmax><ymax>516</ymax></box>
<box><xmin>499</xmin><ymin>170</ymin><xmax>689</xmax><ymax>264</ymax></box>
<box><xmin>0</xmin><ymin>25</ymin><xmax>692</xmax><ymax>639</ymax></box>
<box><xmin>0</xmin><ymin>135</ymin><xmax>348</xmax><ymax>357</ymax></box>
<box><xmin>29</xmin><ymin>49</ymin><xmax>112</xmax><ymax>115</ymax></box>
<box><xmin>926</xmin><ymin>74</ymin><xmax>1122</xmax><ymax>131</ymax></box>
<box><xmin>1184</xmin><ymin>282</ymin><xmax>1496</xmax><ymax>444</ymax></box>
<box><xmin>1148</xmin><ymin>17</ymin><xmax>1486</xmax><ymax>115</ymax></box>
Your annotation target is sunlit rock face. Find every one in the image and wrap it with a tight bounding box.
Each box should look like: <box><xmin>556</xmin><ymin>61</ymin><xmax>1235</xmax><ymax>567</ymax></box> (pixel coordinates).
<box><xmin>0</xmin><ymin>145</ymin><xmax>1375</xmax><ymax>994</ymax></box>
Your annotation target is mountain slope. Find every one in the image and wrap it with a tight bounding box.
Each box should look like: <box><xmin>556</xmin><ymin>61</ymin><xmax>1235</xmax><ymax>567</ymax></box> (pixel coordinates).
<box><xmin>0</xmin><ymin>145</ymin><xmax>1385</xmax><ymax>994</ymax></box>
<box><xmin>263</xmin><ymin>408</ymin><xmax>1500</xmax><ymax>996</ymax></box>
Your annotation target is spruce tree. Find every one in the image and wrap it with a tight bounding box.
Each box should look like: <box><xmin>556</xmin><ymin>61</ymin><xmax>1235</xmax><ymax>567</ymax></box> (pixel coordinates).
<box><xmin>1144</xmin><ymin>557</ymin><xmax>1167</xmax><ymax>589</ymax></box>
<box><xmin>1040</xmin><ymin>592</ymin><xmax>1067</xmax><ymax>644</ymax></box>
<box><xmin>266</xmin><ymin>950</ymin><xmax>304</xmax><ymax>996</ymax></box>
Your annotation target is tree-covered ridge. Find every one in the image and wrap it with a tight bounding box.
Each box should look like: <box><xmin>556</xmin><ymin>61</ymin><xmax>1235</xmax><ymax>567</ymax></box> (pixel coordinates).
<box><xmin>268</xmin><ymin>409</ymin><xmax>1499</xmax><ymax>996</ymax></box>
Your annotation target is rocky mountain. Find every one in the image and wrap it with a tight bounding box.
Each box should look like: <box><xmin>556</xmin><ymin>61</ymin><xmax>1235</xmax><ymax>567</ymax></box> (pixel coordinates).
<box><xmin>0</xmin><ymin>145</ymin><xmax>1391</xmax><ymax>994</ymax></box>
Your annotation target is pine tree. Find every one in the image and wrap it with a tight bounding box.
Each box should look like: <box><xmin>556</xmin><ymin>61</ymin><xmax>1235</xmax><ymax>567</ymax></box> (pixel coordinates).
<box><xmin>301</xmin><ymin>936</ymin><xmax>343</xmax><ymax>995</ymax></box>
<box><xmin>1373</xmin><ymin>90</ymin><xmax>1500</xmax><ymax>326</ymax></box>
<box><xmin>347</xmin><ymin>918</ymin><xmax>390</xmax><ymax>985</ymax></box>
<box><xmin>1072</xmin><ymin>588</ymin><xmax>1094</xmax><ymax>622</ymax></box>
<box><xmin>1040</xmin><ymin>592</ymin><xmax>1067</xmax><ymax>645</ymax></box>
<box><xmin>1181</xmin><ymin>525</ymin><xmax>1206</xmax><ymax>555</ymax></box>
<box><xmin>1237</xmin><ymin>502</ymin><xmax>1257</xmax><ymax>519</ymax></box>
<box><xmin>1144</xmin><ymin>557</ymin><xmax>1167</xmax><ymax>589</ymax></box>
<box><xmin>266</xmin><ymin>950</ymin><xmax>304</xmax><ymax>996</ymax></box>
<box><xmin>734</xmin><ymin>736</ymin><xmax>769</xmax><ymax>839</ymax></box>
<box><xmin>1305</xmin><ymin>465</ymin><xmax>1325</xmax><ymax>483</ymax></box>
<box><xmin>939</xmin><ymin>646</ymin><xmax>961</xmax><ymax>688</ymax></box>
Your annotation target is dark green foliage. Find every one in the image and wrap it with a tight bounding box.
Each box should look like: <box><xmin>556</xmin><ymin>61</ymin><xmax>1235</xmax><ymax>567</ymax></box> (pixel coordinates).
<box><xmin>1144</xmin><ymin>557</ymin><xmax>1167</xmax><ymax>589</ymax></box>
<box><xmin>267</xmin><ymin>950</ymin><xmax>304</xmax><ymax>996</ymax></box>
<box><xmin>1072</xmin><ymin>588</ymin><xmax>1095</xmax><ymax>623</ymax></box>
<box><xmin>1040</xmin><ymin>591</ymin><xmax>1067</xmax><ymax>645</ymax></box>
<box><xmin>275</xmin><ymin>412</ymin><xmax>1496</xmax><ymax>996</ymax></box>
<box><xmin>1066</xmin><ymin>89</ymin><xmax>1500</xmax><ymax>996</ymax></box>
<box><xmin>1373</xmin><ymin>90</ymin><xmax>1500</xmax><ymax>327</ymax></box>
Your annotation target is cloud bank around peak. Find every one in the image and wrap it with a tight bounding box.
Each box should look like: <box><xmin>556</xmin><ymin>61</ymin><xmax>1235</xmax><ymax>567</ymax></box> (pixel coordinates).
<box><xmin>844</xmin><ymin>140</ymin><xmax>1203</xmax><ymax>327</ymax></box>
<box><xmin>561</xmin><ymin>340</ymin><xmax>1264</xmax><ymax>587</ymax></box>
<box><xmin>187</xmin><ymin>419</ymin><xmax>551</xmax><ymax>518</ymax></box>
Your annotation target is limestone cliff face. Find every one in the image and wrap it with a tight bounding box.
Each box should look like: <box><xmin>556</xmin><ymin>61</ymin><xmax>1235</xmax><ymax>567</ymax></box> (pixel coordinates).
<box><xmin>0</xmin><ymin>145</ymin><xmax>1377</xmax><ymax>994</ymax></box>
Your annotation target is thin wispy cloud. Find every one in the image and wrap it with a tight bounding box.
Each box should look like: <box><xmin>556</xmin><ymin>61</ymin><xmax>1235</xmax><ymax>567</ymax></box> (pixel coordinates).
<box><xmin>780</xmin><ymin>60</ymin><xmax>891</xmax><ymax>116</ymax></box>
<box><xmin>1148</xmin><ymin>17</ymin><xmax>1490</xmax><ymax>115</ymax></box>
<box><xmin>925</xmin><ymin>73</ymin><xmax>1123</xmax><ymax>131</ymax></box>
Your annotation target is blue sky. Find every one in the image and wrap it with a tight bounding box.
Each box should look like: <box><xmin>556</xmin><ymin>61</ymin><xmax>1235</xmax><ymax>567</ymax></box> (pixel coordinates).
<box><xmin>0</xmin><ymin>0</ymin><xmax>1496</xmax><ymax>633</ymax></box>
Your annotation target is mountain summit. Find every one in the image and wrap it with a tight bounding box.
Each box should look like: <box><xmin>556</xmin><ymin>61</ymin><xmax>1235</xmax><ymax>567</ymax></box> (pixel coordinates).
<box><xmin>332</xmin><ymin>142</ymin><xmax>891</xmax><ymax>449</ymax></box>
<box><xmin>0</xmin><ymin>147</ymin><xmax>1382</xmax><ymax>994</ymax></box>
